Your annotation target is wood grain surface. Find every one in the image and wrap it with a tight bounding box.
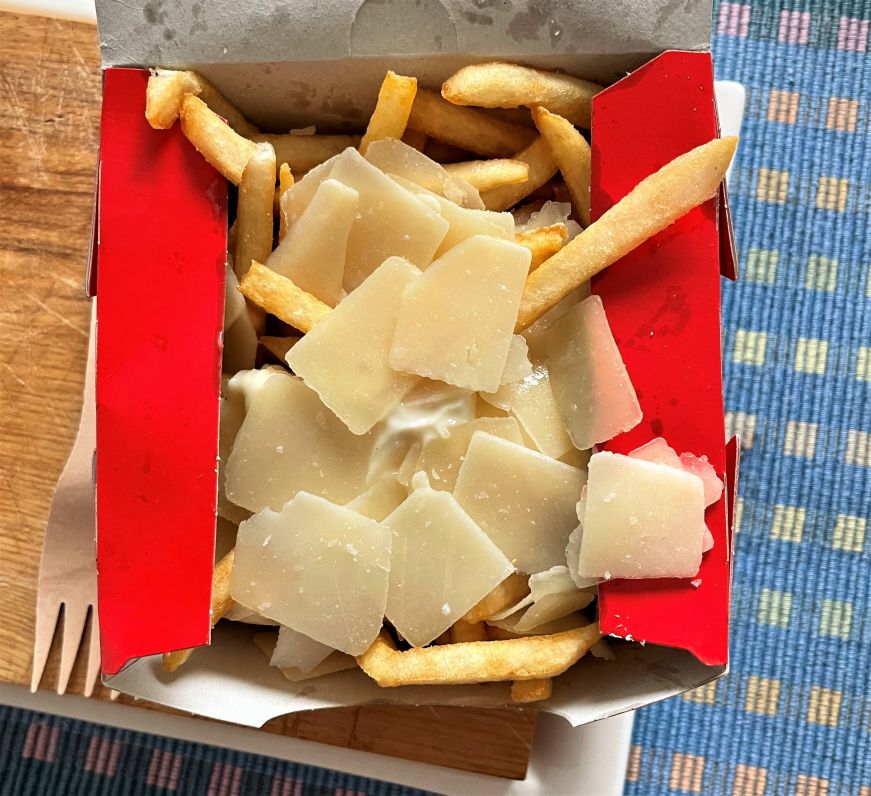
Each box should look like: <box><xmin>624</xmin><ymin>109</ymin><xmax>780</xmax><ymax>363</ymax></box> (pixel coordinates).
<box><xmin>0</xmin><ymin>10</ymin><xmax>535</xmax><ymax>780</ymax></box>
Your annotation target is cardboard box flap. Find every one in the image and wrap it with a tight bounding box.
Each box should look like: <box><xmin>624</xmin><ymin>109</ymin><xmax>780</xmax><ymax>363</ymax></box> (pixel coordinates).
<box><xmin>590</xmin><ymin>51</ymin><xmax>731</xmax><ymax>667</ymax></box>
<box><xmin>96</xmin><ymin>0</ymin><xmax>711</xmax><ymax>67</ymax></box>
<box><xmin>95</xmin><ymin>0</ymin><xmax>712</xmax><ymax>128</ymax></box>
<box><xmin>96</xmin><ymin>68</ymin><xmax>227</xmax><ymax>675</ymax></box>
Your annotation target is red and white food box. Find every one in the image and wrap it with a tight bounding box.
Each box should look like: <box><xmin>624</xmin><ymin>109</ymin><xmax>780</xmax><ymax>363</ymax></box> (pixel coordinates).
<box><xmin>91</xmin><ymin>0</ymin><xmax>739</xmax><ymax>728</ymax></box>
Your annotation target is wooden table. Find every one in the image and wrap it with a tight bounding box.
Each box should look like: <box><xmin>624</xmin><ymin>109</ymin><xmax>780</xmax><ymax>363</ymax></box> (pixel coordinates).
<box><xmin>0</xmin><ymin>10</ymin><xmax>535</xmax><ymax>780</ymax></box>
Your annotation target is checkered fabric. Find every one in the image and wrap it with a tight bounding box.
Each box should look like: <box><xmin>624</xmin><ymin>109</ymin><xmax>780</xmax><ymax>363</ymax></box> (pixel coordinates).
<box><xmin>626</xmin><ymin>1</ymin><xmax>871</xmax><ymax>794</ymax></box>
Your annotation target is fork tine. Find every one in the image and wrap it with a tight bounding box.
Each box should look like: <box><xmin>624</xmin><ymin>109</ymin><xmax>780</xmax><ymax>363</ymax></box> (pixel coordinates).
<box><xmin>57</xmin><ymin>601</ymin><xmax>90</xmax><ymax>695</ymax></box>
<box><xmin>83</xmin><ymin>607</ymin><xmax>101</xmax><ymax>698</ymax></box>
<box><xmin>30</xmin><ymin>596</ymin><xmax>62</xmax><ymax>693</ymax></box>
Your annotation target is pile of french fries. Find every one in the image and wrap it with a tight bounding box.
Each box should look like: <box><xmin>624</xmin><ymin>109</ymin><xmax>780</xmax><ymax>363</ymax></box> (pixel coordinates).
<box><xmin>146</xmin><ymin>62</ymin><xmax>736</xmax><ymax>703</ymax></box>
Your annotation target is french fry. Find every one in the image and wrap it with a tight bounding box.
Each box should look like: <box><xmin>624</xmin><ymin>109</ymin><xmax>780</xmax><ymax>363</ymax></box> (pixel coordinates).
<box><xmin>163</xmin><ymin>549</ymin><xmax>236</xmax><ymax>673</ymax></box>
<box><xmin>442</xmin><ymin>62</ymin><xmax>603</xmax><ymax>128</ymax></box>
<box><xmin>277</xmin><ymin>163</ymin><xmax>294</xmax><ymax>239</ymax></box>
<box><xmin>450</xmin><ymin>620</ymin><xmax>489</xmax><ymax>643</ymax></box>
<box><xmin>260</xmin><ymin>335</ymin><xmax>301</xmax><ymax>362</ymax></box>
<box><xmin>359</xmin><ymin>71</ymin><xmax>418</xmax><ymax>155</ymax></box>
<box><xmin>515</xmin><ymin>136</ymin><xmax>739</xmax><ymax>330</ymax></box>
<box><xmin>146</xmin><ymin>69</ymin><xmax>259</xmax><ymax>136</ymax></box>
<box><xmin>357</xmin><ymin>625</ymin><xmax>601</xmax><ymax>687</ymax></box>
<box><xmin>252</xmin><ymin>133</ymin><xmax>359</xmax><ymax>174</ymax></box>
<box><xmin>480</xmin><ymin>136</ymin><xmax>558</xmax><ymax>212</ymax></box>
<box><xmin>407</xmin><ymin>88</ymin><xmax>535</xmax><ymax>158</ymax></box>
<box><xmin>239</xmin><ymin>262</ymin><xmax>331</xmax><ymax>333</ymax></box>
<box><xmin>511</xmin><ymin>678</ymin><xmax>553</xmax><ymax>703</ymax></box>
<box><xmin>515</xmin><ymin>224</ymin><xmax>569</xmax><ymax>270</ymax></box>
<box><xmin>463</xmin><ymin>573</ymin><xmax>530</xmax><ymax>623</ymax></box>
<box><xmin>401</xmin><ymin>129</ymin><xmax>428</xmax><ymax>151</ymax></box>
<box><xmin>180</xmin><ymin>95</ymin><xmax>257</xmax><ymax>185</ymax></box>
<box><xmin>532</xmin><ymin>106</ymin><xmax>592</xmax><ymax>227</ymax></box>
<box><xmin>235</xmin><ymin>143</ymin><xmax>276</xmax><ymax>280</ymax></box>
<box><xmin>443</xmin><ymin>159</ymin><xmax>529</xmax><ymax>192</ymax></box>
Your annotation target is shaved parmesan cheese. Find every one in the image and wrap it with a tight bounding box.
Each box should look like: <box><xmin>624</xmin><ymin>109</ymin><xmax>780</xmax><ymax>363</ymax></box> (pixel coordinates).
<box><xmin>224</xmin><ymin>260</ymin><xmax>246</xmax><ymax>329</ymax></box>
<box><xmin>391</xmin><ymin>176</ymin><xmax>513</xmax><ymax>258</ymax></box>
<box><xmin>500</xmin><ymin>335</ymin><xmax>533</xmax><ymax>384</ymax></box>
<box><xmin>489</xmin><ymin>566</ymin><xmax>595</xmax><ymax>632</ymax></box>
<box><xmin>225</xmin><ymin>372</ymin><xmax>375</xmax><ymax>512</ymax></box>
<box><xmin>328</xmin><ymin>149</ymin><xmax>449</xmax><ymax>290</ymax></box>
<box><xmin>481</xmin><ymin>364</ymin><xmax>574</xmax><ymax>459</ymax></box>
<box><xmin>390</xmin><ymin>236</ymin><xmax>530</xmax><ymax>392</ymax></box>
<box><xmin>346</xmin><ymin>474</ymin><xmax>408</xmax><ymax>521</ymax></box>
<box><xmin>679</xmin><ymin>452</ymin><xmax>724</xmax><ymax>506</ymax></box>
<box><xmin>415</xmin><ymin>416</ymin><xmax>524</xmax><ymax>491</ymax></box>
<box><xmin>629</xmin><ymin>437</ymin><xmax>683</xmax><ymax>468</ymax></box>
<box><xmin>281</xmin><ymin>154</ymin><xmax>341</xmax><ymax>225</ymax></box>
<box><xmin>453</xmin><ymin>432</ymin><xmax>586</xmax><ymax>573</ymax></box>
<box><xmin>365</xmin><ymin>138</ymin><xmax>483</xmax><ymax>209</ymax></box>
<box><xmin>384</xmin><ymin>488</ymin><xmax>513</xmax><ymax>647</ymax></box>
<box><xmin>287</xmin><ymin>257</ymin><xmax>422</xmax><ymax>434</ymax></box>
<box><xmin>578</xmin><ymin>452</ymin><xmax>706</xmax><ymax>579</ymax></box>
<box><xmin>230</xmin><ymin>492</ymin><xmax>391</xmax><ymax>655</ymax></box>
<box><xmin>223</xmin><ymin>606</ymin><xmax>278</xmax><ymax>625</ymax></box>
<box><xmin>271</xmin><ymin>625</ymin><xmax>333</xmax><ymax>673</ymax></box>
<box><xmin>266</xmin><ymin>178</ymin><xmax>358</xmax><ymax>306</ymax></box>
<box><xmin>487</xmin><ymin>611</ymin><xmax>589</xmax><ymax>637</ymax></box>
<box><xmin>545</xmin><ymin>295</ymin><xmax>642</xmax><ymax>450</ymax></box>
<box><xmin>565</xmin><ymin>523</ymin><xmax>598</xmax><ymax>589</ymax></box>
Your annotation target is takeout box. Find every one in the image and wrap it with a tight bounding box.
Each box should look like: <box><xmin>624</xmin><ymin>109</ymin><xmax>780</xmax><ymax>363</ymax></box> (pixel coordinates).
<box><xmin>90</xmin><ymin>0</ymin><xmax>740</xmax><ymax>730</ymax></box>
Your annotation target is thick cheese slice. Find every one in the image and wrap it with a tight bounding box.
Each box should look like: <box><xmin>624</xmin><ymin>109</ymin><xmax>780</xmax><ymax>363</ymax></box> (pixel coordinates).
<box><xmin>224</xmin><ymin>372</ymin><xmax>374</xmax><ymax>511</ymax></box>
<box><xmin>577</xmin><ymin>451</ymin><xmax>706</xmax><ymax>579</ymax></box>
<box><xmin>453</xmin><ymin>432</ymin><xmax>586</xmax><ymax>573</ymax></box>
<box><xmin>327</xmin><ymin>148</ymin><xmax>449</xmax><ymax>290</ymax></box>
<box><xmin>230</xmin><ymin>492</ymin><xmax>391</xmax><ymax>656</ymax></box>
<box><xmin>265</xmin><ymin>178</ymin><xmax>358</xmax><ymax>306</ymax></box>
<box><xmin>389</xmin><ymin>235</ymin><xmax>531</xmax><ymax>392</ymax></box>
<box><xmin>365</xmin><ymin>139</ymin><xmax>483</xmax><ymax>209</ymax></box>
<box><xmin>346</xmin><ymin>474</ymin><xmax>409</xmax><ymax>521</ymax></box>
<box><xmin>287</xmin><ymin>257</ymin><xmax>422</xmax><ymax>434</ymax></box>
<box><xmin>271</xmin><ymin>625</ymin><xmax>333</xmax><ymax>672</ymax></box>
<box><xmin>545</xmin><ymin>295</ymin><xmax>642</xmax><ymax>450</ymax></box>
<box><xmin>481</xmin><ymin>363</ymin><xmax>574</xmax><ymax>459</ymax></box>
<box><xmin>391</xmin><ymin>176</ymin><xmax>514</xmax><ymax>258</ymax></box>
<box><xmin>414</xmin><ymin>416</ymin><xmax>524</xmax><ymax>491</ymax></box>
<box><xmin>384</xmin><ymin>487</ymin><xmax>513</xmax><ymax>647</ymax></box>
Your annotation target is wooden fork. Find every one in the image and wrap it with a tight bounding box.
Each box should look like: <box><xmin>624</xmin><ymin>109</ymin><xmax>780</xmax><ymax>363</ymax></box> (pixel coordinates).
<box><xmin>30</xmin><ymin>299</ymin><xmax>100</xmax><ymax>696</ymax></box>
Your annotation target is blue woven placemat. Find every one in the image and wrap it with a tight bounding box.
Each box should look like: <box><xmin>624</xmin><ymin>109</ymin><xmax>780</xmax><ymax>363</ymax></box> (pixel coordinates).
<box><xmin>2</xmin><ymin>2</ymin><xmax>868</xmax><ymax>795</ymax></box>
<box><xmin>627</xmin><ymin>1</ymin><xmax>871</xmax><ymax>794</ymax></box>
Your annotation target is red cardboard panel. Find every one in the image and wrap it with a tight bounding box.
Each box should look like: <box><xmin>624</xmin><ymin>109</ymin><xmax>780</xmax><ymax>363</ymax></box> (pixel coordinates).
<box><xmin>96</xmin><ymin>68</ymin><xmax>227</xmax><ymax>675</ymax></box>
<box><xmin>592</xmin><ymin>51</ymin><xmax>730</xmax><ymax>666</ymax></box>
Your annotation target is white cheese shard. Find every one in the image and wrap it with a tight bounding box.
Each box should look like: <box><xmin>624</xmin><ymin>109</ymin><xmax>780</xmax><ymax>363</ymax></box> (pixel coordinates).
<box><xmin>230</xmin><ymin>492</ymin><xmax>391</xmax><ymax>655</ymax></box>
<box><xmin>391</xmin><ymin>176</ymin><xmax>514</xmax><ymax>258</ymax></box>
<box><xmin>287</xmin><ymin>257</ymin><xmax>422</xmax><ymax>434</ymax></box>
<box><xmin>488</xmin><ymin>566</ymin><xmax>595</xmax><ymax>632</ymax></box>
<box><xmin>415</xmin><ymin>416</ymin><xmax>524</xmax><ymax>491</ymax></box>
<box><xmin>364</xmin><ymin>139</ymin><xmax>484</xmax><ymax>209</ymax></box>
<box><xmin>346</xmin><ymin>474</ymin><xmax>408</xmax><ymax>521</ymax></box>
<box><xmin>384</xmin><ymin>488</ymin><xmax>513</xmax><ymax>647</ymax></box>
<box><xmin>500</xmin><ymin>335</ymin><xmax>533</xmax><ymax>384</ymax></box>
<box><xmin>389</xmin><ymin>235</ymin><xmax>531</xmax><ymax>392</ymax></box>
<box><xmin>281</xmin><ymin>153</ymin><xmax>341</xmax><ymax>225</ymax></box>
<box><xmin>225</xmin><ymin>371</ymin><xmax>375</xmax><ymax>512</ymax></box>
<box><xmin>564</xmin><ymin>522</ymin><xmax>598</xmax><ymax>589</ymax></box>
<box><xmin>224</xmin><ymin>260</ymin><xmax>246</xmax><ymax>328</ymax></box>
<box><xmin>481</xmin><ymin>364</ymin><xmax>574</xmax><ymax>459</ymax></box>
<box><xmin>545</xmin><ymin>295</ymin><xmax>642</xmax><ymax>450</ymax></box>
<box><xmin>328</xmin><ymin>148</ymin><xmax>449</xmax><ymax>290</ymax></box>
<box><xmin>453</xmin><ymin>432</ymin><xmax>586</xmax><ymax>573</ymax></box>
<box><xmin>487</xmin><ymin>611</ymin><xmax>588</xmax><ymax>637</ymax></box>
<box><xmin>265</xmin><ymin>178</ymin><xmax>358</xmax><ymax>306</ymax></box>
<box><xmin>628</xmin><ymin>438</ymin><xmax>722</xmax><ymax>551</ymax></box>
<box><xmin>577</xmin><ymin>451</ymin><xmax>706</xmax><ymax>580</ymax></box>
<box><xmin>271</xmin><ymin>625</ymin><xmax>333</xmax><ymax>673</ymax></box>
